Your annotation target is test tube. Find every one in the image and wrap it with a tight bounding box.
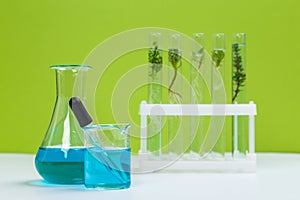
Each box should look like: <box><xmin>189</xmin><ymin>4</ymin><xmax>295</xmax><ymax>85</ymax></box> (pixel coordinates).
<box><xmin>168</xmin><ymin>34</ymin><xmax>183</xmax><ymax>156</ymax></box>
<box><xmin>147</xmin><ymin>32</ymin><xmax>163</xmax><ymax>156</ymax></box>
<box><xmin>210</xmin><ymin>33</ymin><xmax>226</xmax><ymax>159</ymax></box>
<box><xmin>190</xmin><ymin>33</ymin><xmax>206</xmax><ymax>158</ymax></box>
<box><xmin>232</xmin><ymin>33</ymin><xmax>248</xmax><ymax>159</ymax></box>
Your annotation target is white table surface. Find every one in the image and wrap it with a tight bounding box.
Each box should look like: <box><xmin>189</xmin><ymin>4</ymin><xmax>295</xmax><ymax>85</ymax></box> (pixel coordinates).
<box><xmin>1</xmin><ymin>153</ymin><xmax>300</xmax><ymax>200</ymax></box>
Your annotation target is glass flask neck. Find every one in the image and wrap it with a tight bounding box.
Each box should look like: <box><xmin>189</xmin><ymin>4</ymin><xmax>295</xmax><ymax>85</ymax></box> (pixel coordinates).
<box><xmin>55</xmin><ymin>69</ymin><xmax>79</xmax><ymax>97</ymax></box>
<box><xmin>52</xmin><ymin>65</ymin><xmax>90</xmax><ymax>98</ymax></box>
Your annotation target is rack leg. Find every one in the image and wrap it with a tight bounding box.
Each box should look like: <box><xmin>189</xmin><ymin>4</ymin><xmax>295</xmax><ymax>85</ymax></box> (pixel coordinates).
<box><xmin>249</xmin><ymin>114</ymin><xmax>255</xmax><ymax>154</ymax></box>
<box><xmin>140</xmin><ymin>114</ymin><xmax>147</xmax><ymax>153</ymax></box>
<box><xmin>233</xmin><ymin>115</ymin><xmax>238</xmax><ymax>155</ymax></box>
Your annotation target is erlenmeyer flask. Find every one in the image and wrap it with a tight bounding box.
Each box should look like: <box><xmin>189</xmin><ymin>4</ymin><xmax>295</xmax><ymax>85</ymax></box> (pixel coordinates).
<box><xmin>35</xmin><ymin>64</ymin><xmax>91</xmax><ymax>184</ymax></box>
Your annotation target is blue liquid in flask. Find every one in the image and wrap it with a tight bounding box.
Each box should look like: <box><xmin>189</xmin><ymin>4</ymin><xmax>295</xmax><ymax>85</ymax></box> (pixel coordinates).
<box><xmin>35</xmin><ymin>147</ymin><xmax>85</xmax><ymax>184</ymax></box>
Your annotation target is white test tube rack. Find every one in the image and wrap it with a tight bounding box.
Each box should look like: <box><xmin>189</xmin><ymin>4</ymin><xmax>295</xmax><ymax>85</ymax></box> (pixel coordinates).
<box><xmin>132</xmin><ymin>100</ymin><xmax>257</xmax><ymax>173</ymax></box>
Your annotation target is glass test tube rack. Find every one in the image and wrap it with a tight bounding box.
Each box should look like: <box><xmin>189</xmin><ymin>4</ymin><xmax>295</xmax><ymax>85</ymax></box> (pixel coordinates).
<box><xmin>132</xmin><ymin>101</ymin><xmax>257</xmax><ymax>173</ymax></box>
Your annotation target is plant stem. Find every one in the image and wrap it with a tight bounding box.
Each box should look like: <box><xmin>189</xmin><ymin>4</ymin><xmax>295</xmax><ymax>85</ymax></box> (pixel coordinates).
<box><xmin>168</xmin><ymin>69</ymin><xmax>182</xmax><ymax>100</ymax></box>
<box><xmin>232</xmin><ymin>79</ymin><xmax>240</xmax><ymax>102</ymax></box>
<box><xmin>197</xmin><ymin>48</ymin><xmax>204</xmax><ymax>70</ymax></box>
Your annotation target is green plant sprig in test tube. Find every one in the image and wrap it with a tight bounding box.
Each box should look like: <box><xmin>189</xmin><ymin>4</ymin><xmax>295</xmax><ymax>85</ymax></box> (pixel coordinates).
<box><xmin>148</xmin><ymin>43</ymin><xmax>163</xmax><ymax>80</ymax></box>
<box><xmin>232</xmin><ymin>43</ymin><xmax>246</xmax><ymax>102</ymax></box>
<box><xmin>168</xmin><ymin>48</ymin><xmax>182</xmax><ymax>101</ymax></box>
<box><xmin>212</xmin><ymin>49</ymin><xmax>225</xmax><ymax>68</ymax></box>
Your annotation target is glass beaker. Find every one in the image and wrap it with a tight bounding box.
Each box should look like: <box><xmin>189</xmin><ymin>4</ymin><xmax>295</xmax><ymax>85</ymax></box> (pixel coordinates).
<box><xmin>83</xmin><ymin>124</ymin><xmax>131</xmax><ymax>189</ymax></box>
<box><xmin>35</xmin><ymin>64</ymin><xmax>91</xmax><ymax>184</ymax></box>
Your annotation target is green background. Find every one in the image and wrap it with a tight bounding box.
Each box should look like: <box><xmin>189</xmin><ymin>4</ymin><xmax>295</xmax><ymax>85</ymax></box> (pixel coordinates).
<box><xmin>1</xmin><ymin>0</ymin><xmax>299</xmax><ymax>153</ymax></box>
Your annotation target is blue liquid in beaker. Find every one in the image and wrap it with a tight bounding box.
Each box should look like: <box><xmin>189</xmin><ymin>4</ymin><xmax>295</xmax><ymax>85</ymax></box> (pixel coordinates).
<box><xmin>35</xmin><ymin>147</ymin><xmax>85</xmax><ymax>184</ymax></box>
<box><xmin>84</xmin><ymin>147</ymin><xmax>131</xmax><ymax>189</ymax></box>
